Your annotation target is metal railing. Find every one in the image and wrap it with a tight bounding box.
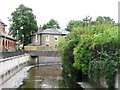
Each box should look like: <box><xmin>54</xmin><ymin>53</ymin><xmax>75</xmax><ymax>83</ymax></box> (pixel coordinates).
<box><xmin>0</xmin><ymin>50</ymin><xmax>26</xmax><ymax>59</ymax></box>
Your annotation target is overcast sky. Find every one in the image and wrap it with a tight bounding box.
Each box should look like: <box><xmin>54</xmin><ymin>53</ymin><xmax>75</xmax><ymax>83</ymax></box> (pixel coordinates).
<box><xmin>0</xmin><ymin>0</ymin><xmax>119</xmax><ymax>31</ymax></box>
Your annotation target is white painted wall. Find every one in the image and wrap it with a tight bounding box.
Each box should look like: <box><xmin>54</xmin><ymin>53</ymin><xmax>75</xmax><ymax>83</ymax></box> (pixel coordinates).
<box><xmin>0</xmin><ymin>54</ymin><xmax>30</xmax><ymax>76</ymax></box>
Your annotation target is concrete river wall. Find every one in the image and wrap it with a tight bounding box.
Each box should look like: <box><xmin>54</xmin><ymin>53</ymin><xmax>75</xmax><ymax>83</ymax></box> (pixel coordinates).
<box><xmin>38</xmin><ymin>56</ymin><xmax>61</xmax><ymax>64</ymax></box>
<box><xmin>30</xmin><ymin>51</ymin><xmax>61</xmax><ymax>64</ymax></box>
<box><xmin>0</xmin><ymin>54</ymin><xmax>30</xmax><ymax>85</ymax></box>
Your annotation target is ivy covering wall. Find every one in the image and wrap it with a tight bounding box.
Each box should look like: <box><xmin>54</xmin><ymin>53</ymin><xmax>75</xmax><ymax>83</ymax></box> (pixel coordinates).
<box><xmin>58</xmin><ymin>16</ymin><xmax>119</xmax><ymax>88</ymax></box>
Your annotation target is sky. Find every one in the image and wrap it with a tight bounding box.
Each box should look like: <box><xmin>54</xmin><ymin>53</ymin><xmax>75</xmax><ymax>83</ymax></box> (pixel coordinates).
<box><xmin>0</xmin><ymin>0</ymin><xmax>119</xmax><ymax>32</ymax></box>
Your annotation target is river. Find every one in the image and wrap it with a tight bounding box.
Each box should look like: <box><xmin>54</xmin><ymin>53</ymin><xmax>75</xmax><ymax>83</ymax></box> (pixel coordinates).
<box><xmin>18</xmin><ymin>64</ymin><xmax>84</xmax><ymax>89</ymax></box>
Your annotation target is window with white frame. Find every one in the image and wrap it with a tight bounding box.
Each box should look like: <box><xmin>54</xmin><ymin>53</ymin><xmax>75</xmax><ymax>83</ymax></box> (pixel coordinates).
<box><xmin>46</xmin><ymin>35</ymin><xmax>49</xmax><ymax>41</ymax></box>
<box><xmin>55</xmin><ymin>35</ymin><xmax>58</xmax><ymax>41</ymax></box>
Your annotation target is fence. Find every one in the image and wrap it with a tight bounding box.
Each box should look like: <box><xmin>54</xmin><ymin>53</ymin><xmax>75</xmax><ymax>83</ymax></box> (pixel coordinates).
<box><xmin>24</xmin><ymin>46</ymin><xmax>58</xmax><ymax>51</ymax></box>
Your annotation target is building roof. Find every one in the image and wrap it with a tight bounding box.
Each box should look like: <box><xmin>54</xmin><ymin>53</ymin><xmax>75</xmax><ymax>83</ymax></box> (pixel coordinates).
<box><xmin>0</xmin><ymin>19</ymin><xmax>7</xmax><ymax>26</ymax></box>
<box><xmin>0</xmin><ymin>32</ymin><xmax>15</xmax><ymax>40</ymax></box>
<box><xmin>41</xmin><ymin>28</ymin><xmax>62</xmax><ymax>34</ymax></box>
<box><xmin>33</xmin><ymin>28</ymin><xmax>69</xmax><ymax>35</ymax></box>
<box><xmin>58</xmin><ymin>29</ymin><xmax>69</xmax><ymax>35</ymax></box>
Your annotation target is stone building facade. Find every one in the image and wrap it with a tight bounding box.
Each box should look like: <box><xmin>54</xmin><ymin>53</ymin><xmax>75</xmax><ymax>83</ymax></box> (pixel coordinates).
<box><xmin>31</xmin><ymin>25</ymin><xmax>69</xmax><ymax>48</ymax></box>
<box><xmin>24</xmin><ymin>25</ymin><xmax>69</xmax><ymax>51</ymax></box>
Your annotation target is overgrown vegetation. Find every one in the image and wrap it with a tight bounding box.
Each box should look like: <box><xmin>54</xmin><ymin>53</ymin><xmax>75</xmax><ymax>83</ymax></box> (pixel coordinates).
<box><xmin>58</xmin><ymin>16</ymin><xmax>119</xmax><ymax>88</ymax></box>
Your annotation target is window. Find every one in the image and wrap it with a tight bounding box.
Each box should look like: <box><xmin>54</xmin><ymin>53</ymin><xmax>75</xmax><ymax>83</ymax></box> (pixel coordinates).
<box><xmin>55</xmin><ymin>35</ymin><xmax>58</xmax><ymax>41</ymax></box>
<box><xmin>46</xmin><ymin>35</ymin><xmax>49</xmax><ymax>41</ymax></box>
<box><xmin>35</xmin><ymin>34</ymin><xmax>38</xmax><ymax>42</ymax></box>
<box><xmin>46</xmin><ymin>44</ymin><xmax>49</xmax><ymax>46</ymax></box>
<box><xmin>55</xmin><ymin>45</ymin><xmax>57</xmax><ymax>48</ymax></box>
<box><xmin>2</xmin><ymin>39</ymin><xmax>4</xmax><ymax>46</ymax></box>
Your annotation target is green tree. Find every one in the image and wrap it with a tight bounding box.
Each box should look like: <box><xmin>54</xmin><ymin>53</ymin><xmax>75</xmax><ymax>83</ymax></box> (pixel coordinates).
<box><xmin>9</xmin><ymin>4</ymin><xmax>38</xmax><ymax>47</ymax></box>
<box><xmin>82</xmin><ymin>16</ymin><xmax>92</xmax><ymax>25</ymax></box>
<box><xmin>66</xmin><ymin>16</ymin><xmax>92</xmax><ymax>31</ymax></box>
<box><xmin>65</xmin><ymin>20</ymin><xmax>84</xmax><ymax>31</ymax></box>
<box><xmin>96</xmin><ymin>16</ymin><xmax>114</xmax><ymax>24</ymax></box>
<box><xmin>42</xmin><ymin>19</ymin><xmax>60</xmax><ymax>29</ymax></box>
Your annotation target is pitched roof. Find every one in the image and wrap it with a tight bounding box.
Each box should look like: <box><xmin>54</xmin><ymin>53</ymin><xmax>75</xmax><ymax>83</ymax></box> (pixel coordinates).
<box><xmin>33</xmin><ymin>28</ymin><xmax>69</xmax><ymax>35</ymax></box>
<box><xmin>41</xmin><ymin>28</ymin><xmax>62</xmax><ymax>34</ymax></box>
<box><xmin>0</xmin><ymin>19</ymin><xmax>7</xmax><ymax>26</ymax></box>
<box><xmin>58</xmin><ymin>29</ymin><xmax>69</xmax><ymax>34</ymax></box>
<box><xmin>0</xmin><ymin>32</ymin><xmax>15</xmax><ymax>40</ymax></box>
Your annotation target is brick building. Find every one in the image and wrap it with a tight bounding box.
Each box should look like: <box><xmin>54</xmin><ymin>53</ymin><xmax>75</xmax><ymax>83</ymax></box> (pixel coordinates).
<box><xmin>0</xmin><ymin>19</ymin><xmax>16</xmax><ymax>52</ymax></box>
<box><xmin>24</xmin><ymin>25</ymin><xmax>69</xmax><ymax>51</ymax></box>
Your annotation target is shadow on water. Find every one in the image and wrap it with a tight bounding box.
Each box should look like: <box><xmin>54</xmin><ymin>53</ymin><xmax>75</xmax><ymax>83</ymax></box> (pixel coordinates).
<box><xmin>18</xmin><ymin>64</ymin><xmax>84</xmax><ymax>89</ymax></box>
<box><xmin>58</xmin><ymin>70</ymin><xmax>83</xmax><ymax>89</ymax></box>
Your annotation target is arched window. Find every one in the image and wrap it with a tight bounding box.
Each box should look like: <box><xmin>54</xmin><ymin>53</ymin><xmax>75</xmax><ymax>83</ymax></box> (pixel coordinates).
<box><xmin>2</xmin><ymin>39</ymin><xmax>4</xmax><ymax>47</ymax></box>
<box><xmin>7</xmin><ymin>41</ymin><xmax>9</xmax><ymax>47</ymax></box>
<box><xmin>6</xmin><ymin>40</ymin><xmax>7</xmax><ymax>47</ymax></box>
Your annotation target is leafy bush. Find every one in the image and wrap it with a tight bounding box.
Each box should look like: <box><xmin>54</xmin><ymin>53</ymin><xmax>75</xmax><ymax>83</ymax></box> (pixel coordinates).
<box><xmin>58</xmin><ymin>16</ymin><xmax>119</xmax><ymax>88</ymax></box>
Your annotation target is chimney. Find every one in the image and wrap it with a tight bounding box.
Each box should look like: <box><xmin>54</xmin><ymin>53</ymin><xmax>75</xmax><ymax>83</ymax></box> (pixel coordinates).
<box><xmin>39</xmin><ymin>25</ymin><xmax>42</xmax><ymax>32</ymax></box>
<box><xmin>52</xmin><ymin>24</ymin><xmax>57</xmax><ymax>29</ymax></box>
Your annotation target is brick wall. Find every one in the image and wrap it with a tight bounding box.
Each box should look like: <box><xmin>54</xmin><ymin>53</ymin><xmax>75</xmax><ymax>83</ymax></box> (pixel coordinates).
<box><xmin>0</xmin><ymin>37</ymin><xmax>16</xmax><ymax>52</ymax></box>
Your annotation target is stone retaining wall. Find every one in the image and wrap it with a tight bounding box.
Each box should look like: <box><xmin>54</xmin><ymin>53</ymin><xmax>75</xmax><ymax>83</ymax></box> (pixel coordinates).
<box><xmin>0</xmin><ymin>54</ymin><xmax>30</xmax><ymax>85</ymax></box>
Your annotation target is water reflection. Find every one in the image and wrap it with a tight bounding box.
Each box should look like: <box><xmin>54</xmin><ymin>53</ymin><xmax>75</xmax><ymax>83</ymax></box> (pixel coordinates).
<box><xmin>58</xmin><ymin>70</ymin><xmax>83</xmax><ymax>88</ymax></box>
<box><xmin>18</xmin><ymin>65</ymin><xmax>84</xmax><ymax>89</ymax></box>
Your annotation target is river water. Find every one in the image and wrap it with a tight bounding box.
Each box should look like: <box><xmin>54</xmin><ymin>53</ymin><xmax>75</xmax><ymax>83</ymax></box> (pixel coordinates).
<box><xmin>18</xmin><ymin>64</ymin><xmax>84</xmax><ymax>89</ymax></box>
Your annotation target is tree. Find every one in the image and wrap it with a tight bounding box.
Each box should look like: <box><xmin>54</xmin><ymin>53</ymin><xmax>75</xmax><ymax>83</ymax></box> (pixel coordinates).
<box><xmin>82</xmin><ymin>16</ymin><xmax>92</xmax><ymax>25</ymax></box>
<box><xmin>96</xmin><ymin>16</ymin><xmax>114</xmax><ymax>24</ymax></box>
<box><xmin>66</xmin><ymin>16</ymin><xmax>92</xmax><ymax>31</ymax></box>
<box><xmin>9</xmin><ymin>4</ymin><xmax>38</xmax><ymax>47</ymax></box>
<box><xmin>65</xmin><ymin>20</ymin><xmax>84</xmax><ymax>31</ymax></box>
<box><xmin>42</xmin><ymin>19</ymin><xmax>60</xmax><ymax>29</ymax></box>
